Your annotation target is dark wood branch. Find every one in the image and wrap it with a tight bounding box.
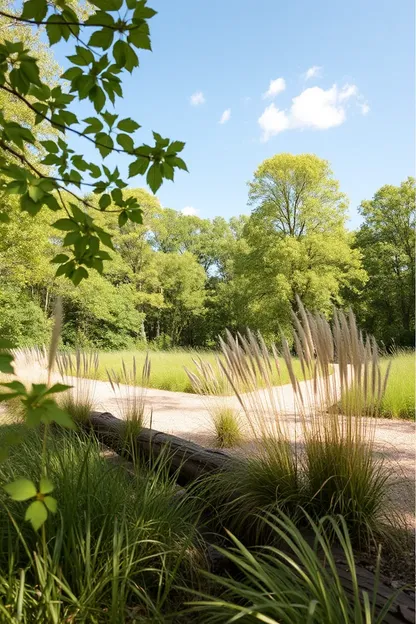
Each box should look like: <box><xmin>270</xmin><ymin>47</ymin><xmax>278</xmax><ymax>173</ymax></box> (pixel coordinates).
<box><xmin>88</xmin><ymin>411</ymin><xmax>235</xmax><ymax>484</ymax></box>
<box><xmin>0</xmin><ymin>84</ymin><xmax>147</xmax><ymax>161</ymax></box>
<box><xmin>0</xmin><ymin>10</ymin><xmax>145</xmax><ymax>31</ymax></box>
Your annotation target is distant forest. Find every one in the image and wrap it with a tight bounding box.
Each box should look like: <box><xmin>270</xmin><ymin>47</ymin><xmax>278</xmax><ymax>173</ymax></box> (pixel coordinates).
<box><xmin>1</xmin><ymin>152</ymin><xmax>414</xmax><ymax>350</ymax></box>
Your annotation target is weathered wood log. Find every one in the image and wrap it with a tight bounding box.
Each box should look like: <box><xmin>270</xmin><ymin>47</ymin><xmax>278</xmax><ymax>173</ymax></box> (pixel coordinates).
<box><xmin>89</xmin><ymin>411</ymin><xmax>236</xmax><ymax>484</ymax></box>
<box><xmin>88</xmin><ymin>411</ymin><xmax>415</xmax><ymax>623</ymax></box>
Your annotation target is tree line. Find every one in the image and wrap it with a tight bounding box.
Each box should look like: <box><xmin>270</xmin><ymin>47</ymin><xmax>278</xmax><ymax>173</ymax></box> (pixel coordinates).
<box><xmin>0</xmin><ymin>7</ymin><xmax>413</xmax><ymax>351</ymax></box>
<box><xmin>1</xmin><ymin>157</ymin><xmax>414</xmax><ymax>350</ymax></box>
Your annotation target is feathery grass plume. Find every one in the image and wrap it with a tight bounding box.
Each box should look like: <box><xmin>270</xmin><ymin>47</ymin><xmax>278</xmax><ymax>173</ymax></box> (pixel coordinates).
<box><xmin>289</xmin><ymin>299</ymin><xmax>394</xmax><ymax>546</ymax></box>
<box><xmin>57</xmin><ymin>350</ymin><xmax>99</xmax><ymax>423</ymax></box>
<box><xmin>47</xmin><ymin>298</ymin><xmax>62</xmax><ymax>386</ymax></box>
<box><xmin>185</xmin><ymin>356</ymin><xmax>243</xmax><ymax>448</ymax></box>
<box><xmin>208</xmin><ymin>329</ymin><xmax>301</xmax><ymax>539</ymax></box>
<box><xmin>107</xmin><ymin>354</ymin><xmax>151</xmax><ymax>459</ymax></box>
<box><xmin>190</xmin><ymin>511</ymin><xmax>401</xmax><ymax>624</ymax></box>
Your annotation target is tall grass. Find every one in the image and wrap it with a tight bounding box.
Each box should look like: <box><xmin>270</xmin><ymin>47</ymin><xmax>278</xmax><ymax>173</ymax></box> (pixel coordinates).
<box><xmin>0</xmin><ymin>426</ymin><xmax>205</xmax><ymax>622</ymax></box>
<box><xmin>107</xmin><ymin>354</ymin><xmax>151</xmax><ymax>461</ymax></box>
<box><xmin>210</xmin><ymin>305</ymin><xmax>394</xmax><ymax>547</ymax></box>
<box><xmin>186</xmin><ymin>357</ymin><xmax>243</xmax><ymax>447</ymax></box>
<box><xmin>378</xmin><ymin>352</ymin><xmax>414</xmax><ymax>419</ymax></box>
<box><xmin>191</xmin><ymin>511</ymin><xmax>399</xmax><ymax>624</ymax></box>
<box><xmin>56</xmin><ymin>350</ymin><xmax>99</xmax><ymax>423</ymax></box>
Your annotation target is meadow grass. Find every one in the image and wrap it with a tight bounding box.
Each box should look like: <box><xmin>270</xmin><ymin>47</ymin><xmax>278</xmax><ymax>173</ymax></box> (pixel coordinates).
<box><xmin>379</xmin><ymin>352</ymin><xmax>414</xmax><ymax>419</ymax></box>
<box><xmin>0</xmin><ymin>425</ymin><xmax>205</xmax><ymax>622</ymax></box>
<box><xmin>191</xmin><ymin>512</ymin><xmax>397</xmax><ymax>624</ymax></box>
<box><xmin>86</xmin><ymin>349</ymin><xmax>307</xmax><ymax>393</ymax></box>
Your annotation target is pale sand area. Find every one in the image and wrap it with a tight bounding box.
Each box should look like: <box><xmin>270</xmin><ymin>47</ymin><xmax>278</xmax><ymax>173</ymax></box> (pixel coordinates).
<box><xmin>8</xmin><ymin>357</ymin><xmax>416</xmax><ymax>527</ymax></box>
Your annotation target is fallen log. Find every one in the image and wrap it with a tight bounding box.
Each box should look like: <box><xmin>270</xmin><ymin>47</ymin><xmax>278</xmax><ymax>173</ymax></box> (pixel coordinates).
<box><xmin>89</xmin><ymin>411</ymin><xmax>236</xmax><ymax>484</ymax></box>
<box><xmin>88</xmin><ymin>411</ymin><xmax>415</xmax><ymax>624</ymax></box>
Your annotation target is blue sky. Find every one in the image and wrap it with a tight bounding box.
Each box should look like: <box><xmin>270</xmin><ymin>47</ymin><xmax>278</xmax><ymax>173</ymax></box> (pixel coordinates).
<box><xmin>55</xmin><ymin>0</ymin><xmax>414</xmax><ymax>228</ymax></box>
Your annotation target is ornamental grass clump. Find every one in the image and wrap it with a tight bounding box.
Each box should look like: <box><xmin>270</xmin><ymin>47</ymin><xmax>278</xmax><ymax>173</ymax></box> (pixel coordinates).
<box><xmin>289</xmin><ymin>301</ymin><xmax>393</xmax><ymax>546</ymax></box>
<box><xmin>191</xmin><ymin>511</ymin><xmax>398</xmax><ymax>624</ymax></box>
<box><xmin>186</xmin><ymin>357</ymin><xmax>243</xmax><ymax>448</ymax></box>
<box><xmin>213</xmin><ymin>303</ymin><xmax>394</xmax><ymax>547</ymax></box>
<box><xmin>57</xmin><ymin>350</ymin><xmax>99</xmax><ymax>423</ymax></box>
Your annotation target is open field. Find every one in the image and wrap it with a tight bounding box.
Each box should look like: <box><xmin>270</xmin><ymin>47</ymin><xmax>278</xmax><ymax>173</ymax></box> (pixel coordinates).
<box><xmin>380</xmin><ymin>352</ymin><xmax>414</xmax><ymax>419</ymax></box>
<box><xmin>84</xmin><ymin>349</ymin><xmax>308</xmax><ymax>393</ymax></box>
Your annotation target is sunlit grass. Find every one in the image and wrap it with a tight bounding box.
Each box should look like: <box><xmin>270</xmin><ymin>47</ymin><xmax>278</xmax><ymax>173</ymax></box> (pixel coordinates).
<box><xmin>379</xmin><ymin>352</ymin><xmax>414</xmax><ymax>419</ymax></box>
<box><xmin>86</xmin><ymin>349</ymin><xmax>307</xmax><ymax>393</ymax></box>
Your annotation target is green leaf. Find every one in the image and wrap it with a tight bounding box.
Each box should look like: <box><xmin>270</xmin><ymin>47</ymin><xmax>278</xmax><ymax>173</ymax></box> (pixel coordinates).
<box><xmin>118</xmin><ymin>211</ymin><xmax>128</xmax><ymax>227</ymax></box>
<box><xmin>128</xmin><ymin>22</ymin><xmax>151</xmax><ymax>50</ymax></box>
<box><xmin>113</xmin><ymin>40</ymin><xmax>128</xmax><ymax>68</ymax></box>
<box><xmin>167</xmin><ymin>140</ymin><xmax>186</xmax><ymax>154</ymax></box>
<box><xmin>25</xmin><ymin>500</ymin><xmax>48</xmax><ymax>531</ymax></box>
<box><xmin>44</xmin><ymin>496</ymin><xmax>57</xmax><ymax>513</ymax></box>
<box><xmin>44</xmin><ymin>403</ymin><xmax>75</xmax><ymax>429</ymax></box>
<box><xmin>173</xmin><ymin>156</ymin><xmax>188</xmax><ymax>172</ymax></box>
<box><xmin>90</xmin><ymin>0</ymin><xmax>122</xmax><ymax>9</ymax></box>
<box><xmin>4</xmin><ymin>479</ymin><xmax>36</xmax><ymax>501</ymax></box>
<box><xmin>28</xmin><ymin>185</ymin><xmax>44</xmax><ymax>203</ymax></box>
<box><xmin>89</xmin><ymin>28</ymin><xmax>114</xmax><ymax>50</ymax></box>
<box><xmin>52</xmin><ymin>219</ymin><xmax>78</xmax><ymax>232</ymax></box>
<box><xmin>146</xmin><ymin>162</ymin><xmax>162</xmax><ymax>193</ymax></box>
<box><xmin>116</xmin><ymin>133</ymin><xmax>134</xmax><ymax>152</ymax></box>
<box><xmin>21</xmin><ymin>0</ymin><xmax>48</xmax><ymax>22</ymax></box>
<box><xmin>71</xmin><ymin>266</ymin><xmax>89</xmax><ymax>286</ymax></box>
<box><xmin>129</xmin><ymin>156</ymin><xmax>149</xmax><ymax>177</ymax></box>
<box><xmin>46</xmin><ymin>18</ymin><xmax>64</xmax><ymax>46</ymax></box>
<box><xmin>51</xmin><ymin>254</ymin><xmax>69</xmax><ymax>264</ymax></box>
<box><xmin>117</xmin><ymin>118</ymin><xmax>140</xmax><ymax>133</ymax></box>
<box><xmin>95</xmin><ymin>132</ymin><xmax>113</xmax><ymax>158</ymax></box>
<box><xmin>99</xmin><ymin>193</ymin><xmax>111</xmax><ymax>210</ymax></box>
<box><xmin>127</xmin><ymin>208</ymin><xmax>142</xmax><ymax>224</ymax></box>
<box><xmin>0</xmin><ymin>354</ymin><xmax>14</xmax><ymax>374</ymax></box>
<box><xmin>20</xmin><ymin>194</ymin><xmax>41</xmax><ymax>216</ymax></box>
<box><xmin>0</xmin><ymin>212</ymin><xmax>10</xmax><ymax>223</ymax></box>
<box><xmin>40</xmin><ymin>140</ymin><xmax>58</xmax><ymax>154</ymax></box>
<box><xmin>96</xmin><ymin>229</ymin><xmax>114</xmax><ymax>249</ymax></box>
<box><xmin>39</xmin><ymin>477</ymin><xmax>54</xmax><ymax>495</ymax></box>
<box><xmin>111</xmin><ymin>187</ymin><xmax>122</xmax><ymax>204</ymax></box>
<box><xmin>61</xmin><ymin>67</ymin><xmax>83</xmax><ymax>82</ymax></box>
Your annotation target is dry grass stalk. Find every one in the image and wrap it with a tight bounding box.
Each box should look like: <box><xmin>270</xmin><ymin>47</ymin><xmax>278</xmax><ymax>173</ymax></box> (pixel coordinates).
<box><xmin>185</xmin><ymin>356</ymin><xmax>243</xmax><ymax>447</ymax></box>
<box><xmin>106</xmin><ymin>353</ymin><xmax>151</xmax><ymax>432</ymax></box>
<box><xmin>57</xmin><ymin>350</ymin><xmax>99</xmax><ymax>423</ymax></box>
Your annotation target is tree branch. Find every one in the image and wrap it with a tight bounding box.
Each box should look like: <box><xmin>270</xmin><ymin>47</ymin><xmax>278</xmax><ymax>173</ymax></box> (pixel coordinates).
<box><xmin>1</xmin><ymin>84</ymin><xmax>148</xmax><ymax>161</ymax></box>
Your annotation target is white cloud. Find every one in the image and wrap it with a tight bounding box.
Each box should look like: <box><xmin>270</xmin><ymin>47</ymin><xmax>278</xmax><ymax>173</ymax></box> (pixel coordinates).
<box><xmin>339</xmin><ymin>83</ymin><xmax>358</xmax><ymax>101</ymax></box>
<box><xmin>262</xmin><ymin>77</ymin><xmax>286</xmax><ymax>99</ymax></box>
<box><xmin>360</xmin><ymin>102</ymin><xmax>370</xmax><ymax>115</ymax></box>
<box><xmin>181</xmin><ymin>206</ymin><xmax>199</xmax><ymax>216</ymax></box>
<box><xmin>290</xmin><ymin>85</ymin><xmax>347</xmax><ymax>129</ymax></box>
<box><xmin>190</xmin><ymin>91</ymin><xmax>205</xmax><ymax>106</ymax></box>
<box><xmin>258</xmin><ymin>103</ymin><xmax>290</xmax><ymax>141</ymax></box>
<box><xmin>259</xmin><ymin>83</ymin><xmax>362</xmax><ymax>140</ymax></box>
<box><xmin>305</xmin><ymin>65</ymin><xmax>322</xmax><ymax>80</ymax></box>
<box><xmin>219</xmin><ymin>108</ymin><xmax>231</xmax><ymax>124</ymax></box>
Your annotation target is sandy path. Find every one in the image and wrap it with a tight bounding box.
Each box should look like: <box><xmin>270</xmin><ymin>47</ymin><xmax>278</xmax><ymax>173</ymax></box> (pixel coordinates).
<box><xmin>10</xmin><ymin>359</ymin><xmax>416</xmax><ymax>526</ymax></box>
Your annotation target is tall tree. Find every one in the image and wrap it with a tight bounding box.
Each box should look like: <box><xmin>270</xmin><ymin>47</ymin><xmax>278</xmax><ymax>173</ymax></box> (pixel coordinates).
<box><xmin>239</xmin><ymin>153</ymin><xmax>366</xmax><ymax>338</ymax></box>
<box><xmin>354</xmin><ymin>178</ymin><xmax>415</xmax><ymax>346</ymax></box>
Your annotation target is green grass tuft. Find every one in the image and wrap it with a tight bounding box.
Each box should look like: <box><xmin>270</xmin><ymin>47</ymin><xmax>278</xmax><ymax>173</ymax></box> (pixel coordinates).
<box><xmin>379</xmin><ymin>352</ymin><xmax>414</xmax><ymax>419</ymax></box>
